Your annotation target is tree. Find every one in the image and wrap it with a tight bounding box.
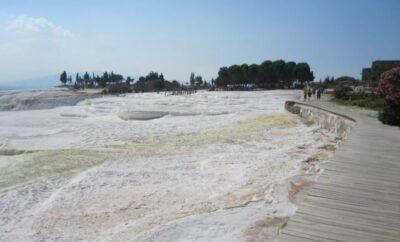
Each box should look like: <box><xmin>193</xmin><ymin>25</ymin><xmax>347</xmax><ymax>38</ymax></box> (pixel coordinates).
<box><xmin>228</xmin><ymin>65</ymin><xmax>242</xmax><ymax>85</ymax></box>
<box><xmin>67</xmin><ymin>75</ymin><xmax>72</xmax><ymax>85</ymax></box>
<box><xmin>284</xmin><ymin>61</ymin><xmax>296</xmax><ymax>88</ymax></box>
<box><xmin>110</xmin><ymin>73</ymin><xmax>124</xmax><ymax>83</ymax></box>
<box><xmin>75</xmin><ymin>73</ymin><xmax>83</xmax><ymax>88</ymax></box>
<box><xmin>272</xmin><ymin>60</ymin><xmax>286</xmax><ymax>88</ymax></box>
<box><xmin>216</xmin><ymin>67</ymin><xmax>229</xmax><ymax>87</ymax></box>
<box><xmin>94</xmin><ymin>75</ymin><xmax>101</xmax><ymax>87</ymax></box>
<box><xmin>211</xmin><ymin>78</ymin><xmax>215</xmax><ymax>86</ymax></box>
<box><xmin>190</xmin><ymin>72</ymin><xmax>195</xmax><ymax>86</ymax></box>
<box><xmin>103</xmin><ymin>72</ymin><xmax>109</xmax><ymax>83</ymax></box>
<box><xmin>171</xmin><ymin>80</ymin><xmax>180</xmax><ymax>88</ymax></box>
<box><xmin>145</xmin><ymin>71</ymin><xmax>159</xmax><ymax>81</ymax></box>
<box><xmin>154</xmin><ymin>80</ymin><xmax>165</xmax><ymax>90</ymax></box>
<box><xmin>259</xmin><ymin>61</ymin><xmax>274</xmax><ymax>88</ymax></box>
<box><xmin>60</xmin><ymin>71</ymin><xmax>67</xmax><ymax>86</ymax></box>
<box><xmin>195</xmin><ymin>75</ymin><xmax>203</xmax><ymax>87</ymax></box>
<box><xmin>294</xmin><ymin>63</ymin><xmax>313</xmax><ymax>85</ymax></box>
<box><xmin>334</xmin><ymin>76</ymin><xmax>360</xmax><ymax>85</ymax></box>
<box><xmin>240</xmin><ymin>64</ymin><xmax>249</xmax><ymax>85</ymax></box>
<box><xmin>378</xmin><ymin>67</ymin><xmax>400</xmax><ymax>126</ymax></box>
<box><xmin>159</xmin><ymin>73</ymin><xmax>164</xmax><ymax>81</ymax></box>
<box><xmin>83</xmin><ymin>72</ymin><xmax>90</xmax><ymax>87</ymax></box>
<box><xmin>248</xmin><ymin>64</ymin><xmax>259</xmax><ymax>85</ymax></box>
<box><xmin>215</xmin><ymin>59</ymin><xmax>313</xmax><ymax>89</ymax></box>
<box><xmin>126</xmin><ymin>76</ymin><xmax>134</xmax><ymax>85</ymax></box>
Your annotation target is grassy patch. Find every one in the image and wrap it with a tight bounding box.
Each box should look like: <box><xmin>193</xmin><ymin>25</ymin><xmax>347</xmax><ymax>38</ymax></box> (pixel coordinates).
<box><xmin>332</xmin><ymin>92</ymin><xmax>385</xmax><ymax>111</ymax></box>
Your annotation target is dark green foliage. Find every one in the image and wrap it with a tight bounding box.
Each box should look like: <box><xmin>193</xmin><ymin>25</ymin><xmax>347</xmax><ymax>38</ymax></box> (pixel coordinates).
<box><xmin>378</xmin><ymin>67</ymin><xmax>400</xmax><ymax>126</ymax></box>
<box><xmin>346</xmin><ymin>91</ymin><xmax>372</xmax><ymax>101</ymax></box>
<box><xmin>133</xmin><ymin>79</ymin><xmax>177</xmax><ymax>92</ymax></box>
<box><xmin>294</xmin><ymin>63</ymin><xmax>314</xmax><ymax>85</ymax></box>
<box><xmin>109</xmin><ymin>72</ymin><xmax>124</xmax><ymax>83</ymax></box>
<box><xmin>334</xmin><ymin>76</ymin><xmax>361</xmax><ymax>85</ymax></box>
<box><xmin>334</xmin><ymin>90</ymin><xmax>385</xmax><ymax>110</ymax></box>
<box><xmin>352</xmin><ymin>97</ymin><xmax>385</xmax><ymax>109</ymax></box>
<box><xmin>324</xmin><ymin>75</ymin><xmax>360</xmax><ymax>87</ymax></box>
<box><xmin>273</xmin><ymin>60</ymin><xmax>286</xmax><ymax>88</ymax></box>
<box><xmin>240</xmin><ymin>64</ymin><xmax>249</xmax><ymax>85</ymax></box>
<box><xmin>60</xmin><ymin>71</ymin><xmax>67</xmax><ymax>85</ymax></box>
<box><xmin>259</xmin><ymin>61</ymin><xmax>274</xmax><ymax>88</ymax></box>
<box><xmin>102</xmin><ymin>83</ymin><xmax>132</xmax><ymax>94</ymax></box>
<box><xmin>154</xmin><ymin>80</ymin><xmax>165</xmax><ymax>90</ymax></box>
<box><xmin>248</xmin><ymin>64</ymin><xmax>259</xmax><ymax>85</ymax></box>
<box><xmin>379</xmin><ymin>103</ymin><xmax>400</xmax><ymax>125</ymax></box>
<box><xmin>103</xmin><ymin>72</ymin><xmax>109</xmax><ymax>82</ymax></box>
<box><xmin>189</xmin><ymin>72</ymin><xmax>204</xmax><ymax>87</ymax></box>
<box><xmin>126</xmin><ymin>76</ymin><xmax>134</xmax><ymax>85</ymax></box>
<box><xmin>190</xmin><ymin>72</ymin><xmax>195</xmax><ymax>86</ymax></box>
<box><xmin>285</xmin><ymin>61</ymin><xmax>297</xmax><ymax>88</ymax></box>
<box><xmin>215</xmin><ymin>67</ymin><xmax>230</xmax><ymax>87</ymax></box>
<box><xmin>132</xmin><ymin>71</ymin><xmax>179</xmax><ymax>92</ymax></box>
<box><xmin>215</xmin><ymin>60</ymin><xmax>314</xmax><ymax>88</ymax></box>
<box><xmin>333</xmin><ymin>85</ymin><xmax>353</xmax><ymax>99</ymax></box>
<box><xmin>64</xmin><ymin>71</ymin><xmax>125</xmax><ymax>89</ymax></box>
<box><xmin>145</xmin><ymin>71</ymin><xmax>160</xmax><ymax>81</ymax></box>
<box><xmin>194</xmin><ymin>75</ymin><xmax>203</xmax><ymax>86</ymax></box>
<box><xmin>171</xmin><ymin>80</ymin><xmax>180</xmax><ymax>88</ymax></box>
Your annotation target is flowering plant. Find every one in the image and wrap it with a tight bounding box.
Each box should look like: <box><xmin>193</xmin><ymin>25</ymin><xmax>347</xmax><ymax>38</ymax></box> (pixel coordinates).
<box><xmin>378</xmin><ymin>67</ymin><xmax>400</xmax><ymax>104</ymax></box>
<box><xmin>378</xmin><ymin>67</ymin><xmax>400</xmax><ymax>126</ymax></box>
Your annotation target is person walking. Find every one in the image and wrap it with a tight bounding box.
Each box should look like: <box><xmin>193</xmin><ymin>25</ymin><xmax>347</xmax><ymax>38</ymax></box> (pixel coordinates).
<box><xmin>317</xmin><ymin>88</ymin><xmax>321</xmax><ymax>100</ymax></box>
<box><xmin>308</xmin><ymin>88</ymin><xmax>312</xmax><ymax>101</ymax></box>
<box><xmin>303</xmin><ymin>87</ymin><xmax>307</xmax><ymax>101</ymax></box>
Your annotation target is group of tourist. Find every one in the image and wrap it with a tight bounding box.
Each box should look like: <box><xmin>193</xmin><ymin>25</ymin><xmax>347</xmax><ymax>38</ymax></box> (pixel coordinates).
<box><xmin>303</xmin><ymin>85</ymin><xmax>323</xmax><ymax>101</ymax></box>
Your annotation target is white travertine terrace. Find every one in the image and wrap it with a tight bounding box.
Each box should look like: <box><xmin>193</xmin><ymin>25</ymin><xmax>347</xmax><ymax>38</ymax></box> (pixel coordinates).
<box><xmin>0</xmin><ymin>90</ymin><xmax>338</xmax><ymax>241</ymax></box>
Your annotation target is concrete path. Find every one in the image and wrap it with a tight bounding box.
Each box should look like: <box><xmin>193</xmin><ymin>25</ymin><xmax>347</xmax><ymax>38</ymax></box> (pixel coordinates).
<box><xmin>276</xmin><ymin>101</ymin><xmax>400</xmax><ymax>242</ymax></box>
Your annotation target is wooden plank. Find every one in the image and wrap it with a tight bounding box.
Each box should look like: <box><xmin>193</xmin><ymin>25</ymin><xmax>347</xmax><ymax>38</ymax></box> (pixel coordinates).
<box><xmin>276</xmin><ymin>101</ymin><xmax>400</xmax><ymax>242</ymax></box>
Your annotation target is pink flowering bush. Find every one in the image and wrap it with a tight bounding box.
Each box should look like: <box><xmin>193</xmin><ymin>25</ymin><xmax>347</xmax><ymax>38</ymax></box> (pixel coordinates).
<box><xmin>378</xmin><ymin>67</ymin><xmax>400</xmax><ymax>125</ymax></box>
<box><xmin>379</xmin><ymin>67</ymin><xmax>400</xmax><ymax>104</ymax></box>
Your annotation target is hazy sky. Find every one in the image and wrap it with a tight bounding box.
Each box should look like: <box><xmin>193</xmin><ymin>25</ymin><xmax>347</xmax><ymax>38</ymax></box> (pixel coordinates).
<box><xmin>0</xmin><ymin>0</ymin><xmax>399</xmax><ymax>83</ymax></box>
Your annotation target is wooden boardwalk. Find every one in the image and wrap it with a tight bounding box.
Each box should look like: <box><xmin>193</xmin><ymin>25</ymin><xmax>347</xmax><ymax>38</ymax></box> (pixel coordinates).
<box><xmin>276</xmin><ymin>102</ymin><xmax>400</xmax><ymax>242</ymax></box>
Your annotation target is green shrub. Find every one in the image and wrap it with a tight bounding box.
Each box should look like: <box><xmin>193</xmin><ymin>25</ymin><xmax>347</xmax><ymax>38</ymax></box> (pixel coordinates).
<box><xmin>378</xmin><ymin>67</ymin><xmax>400</xmax><ymax>126</ymax></box>
<box><xmin>102</xmin><ymin>83</ymin><xmax>132</xmax><ymax>94</ymax></box>
<box><xmin>352</xmin><ymin>97</ymin><xmax>385</xmax><ymax>109</ymax></box>
<box><xmin>333</xmin><ymin>91</ymin><xmax>385</xmax><ymax>110</ymax></box>
<box><xmin>378</xmin><ymin>103</ymin><xmax>400</xmax><ymax>125</ymax></box>
<box><xmin>333</xmin><ymin>85</ymin><xmax>352</xmax><ymax>99</ymax></box>
<box><xmin>347</xmin><ymin>91</ymin><xmax>371</xmax><ymax>101</ymax></box>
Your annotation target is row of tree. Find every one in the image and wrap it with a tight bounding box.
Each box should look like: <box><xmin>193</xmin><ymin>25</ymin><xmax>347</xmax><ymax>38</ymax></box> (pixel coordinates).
<box><xmin>323</xmin><ymin>75</ymin><xmax>361</xmax><ymax>86</ymax></box>
<box><xmin>60</xmin><ymin>70</ymin><xmax>186</xmax><ymax>93</ymax></box>
<box><xmin>60</xmin><ymin>71</ymin><xmax>132</xmax><ymax>89</ymax></box>
<box><xmin>215</xmin><ymin>60</ymin><xmax>314</xmax><ymax>88</ymax></box>
<box><xmin>189</xmin><ymin>72</ymin><xmax>212</xmax><ymax>88</ymax></box>
<box><xmin>134</xmin><ymin>71</ymin><xmax>181</xmax><ymax>92</ymax></box>
<box><xmin>59</xmin><ymin>60</ymin><xmax>315</xmax><ymax>91</ymax></box>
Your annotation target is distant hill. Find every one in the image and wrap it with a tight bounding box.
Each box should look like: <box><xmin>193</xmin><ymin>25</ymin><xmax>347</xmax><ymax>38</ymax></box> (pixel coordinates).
<box><xmin>0</xmin><ymin>72</ymin><xmax>144</xmax><ymax>91</ymax></box>
<box><xmin>0</xmin><ymin>74</ymin><xmax>58</xmax><ymax>90</ymax></box>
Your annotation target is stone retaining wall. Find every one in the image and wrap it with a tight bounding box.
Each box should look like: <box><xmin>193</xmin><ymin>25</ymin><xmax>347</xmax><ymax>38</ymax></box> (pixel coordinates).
<box><xmin>285</xmin><ymin>101</ymin><xmax>355</xmax><ymax>139</ymax></box>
